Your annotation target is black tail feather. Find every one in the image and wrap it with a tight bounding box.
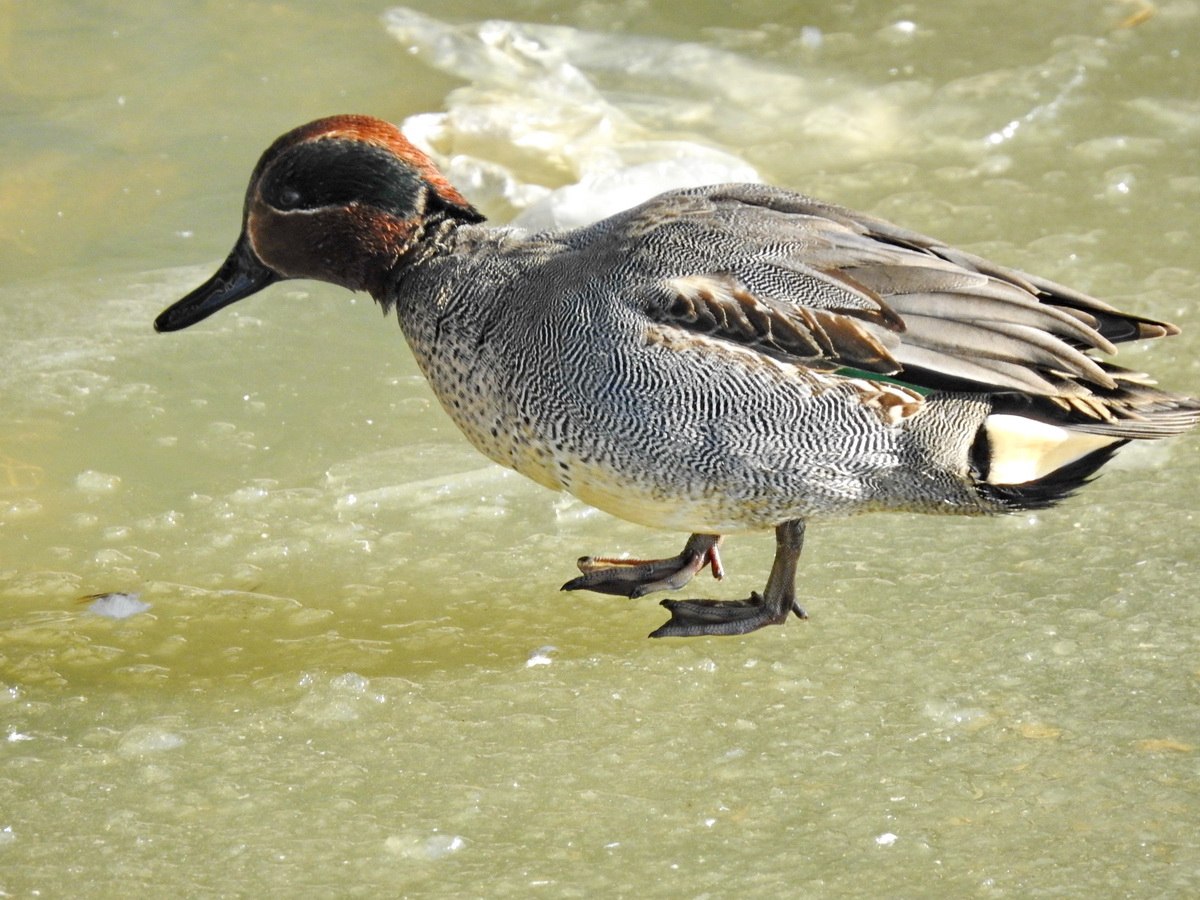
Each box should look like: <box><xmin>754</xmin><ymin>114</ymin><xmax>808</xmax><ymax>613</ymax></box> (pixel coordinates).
<box><xmin>977</xmin><ymin>440</ymin><xmax>1128</xmax><ymax>511</ymax></box>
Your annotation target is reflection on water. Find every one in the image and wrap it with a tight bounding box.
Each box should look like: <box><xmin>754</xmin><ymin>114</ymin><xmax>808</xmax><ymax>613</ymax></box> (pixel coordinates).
<box><xmin>2</xmin><ymin>1</ymin><xmax>1199</xmax><ymax>896</ymax></box>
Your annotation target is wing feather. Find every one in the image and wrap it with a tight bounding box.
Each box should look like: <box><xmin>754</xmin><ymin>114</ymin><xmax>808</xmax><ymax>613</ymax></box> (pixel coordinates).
<box><xmin>632</xmin><ymin>184</ymin><xmax>1196</xmax><ymax>435</ymax></box>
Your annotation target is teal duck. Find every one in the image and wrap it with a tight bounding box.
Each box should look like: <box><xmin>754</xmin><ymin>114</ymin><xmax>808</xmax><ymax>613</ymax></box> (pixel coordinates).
<box><xmin>156</xmin><ymin>115</ymin><xmax>1199</xmax><ymax>638</ymax></box>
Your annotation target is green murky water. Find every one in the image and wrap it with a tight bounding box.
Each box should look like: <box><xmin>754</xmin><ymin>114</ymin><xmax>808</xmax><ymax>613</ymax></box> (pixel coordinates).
<box><xmin>2</xmin><ymin>1</ymin><xmax>1199</xmax><ymax>896</ymax></box>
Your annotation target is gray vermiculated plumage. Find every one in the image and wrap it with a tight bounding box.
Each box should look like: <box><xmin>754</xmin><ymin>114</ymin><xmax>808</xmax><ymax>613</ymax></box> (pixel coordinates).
<box><xmin>382</xmin><ymin>183</ymin><xmax>1197</xmax><ymax>533</ymax></box>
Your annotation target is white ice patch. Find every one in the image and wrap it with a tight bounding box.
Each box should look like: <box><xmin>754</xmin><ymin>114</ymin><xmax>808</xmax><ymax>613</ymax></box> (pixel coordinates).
<box><xmin>385</xmin><ymin>5</ymin><xmax>1122</xmax><ymax>226</ymax></box>
<box><xmin>86</xmin><ymin>592</ymin><xmax>151</xmax><ymax>619</ymax></box>
<box><xmin>525</xmin><ymin>645</ymin><xmax>557</xmax><ymax>667</ymax></box>
<box><xmin>117</xmin><ymin>726</ymin><xmax>185</xmax><ymax>756</ymax></box>
<box><xmin>294</xmin><ymin>671</ymin><xmax>386</xmax><ymax>724</ymax></box>
<box><xmin>386</xmin><ymin>8</ymin><xmax>782</xmax><ymax>229</ymax></box>
<box><xmin>384</xmin><ymin>832</ymin><xmax>467</xmax><ymax>860</ymax></box>
<box><xmin>74</xmin><ymin>470</ymin><xmax>122</xmax><ymax>494</ymax></box>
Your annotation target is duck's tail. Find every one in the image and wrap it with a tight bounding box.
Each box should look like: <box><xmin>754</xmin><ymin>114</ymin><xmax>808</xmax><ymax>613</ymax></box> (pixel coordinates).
<box><xmin>971</xmin><ymin>383</ymin><xmax>1200</xmax><ymax>510</ymax></box>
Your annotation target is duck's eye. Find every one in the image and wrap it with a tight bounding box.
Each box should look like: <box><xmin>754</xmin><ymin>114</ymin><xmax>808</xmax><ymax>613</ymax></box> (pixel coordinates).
<box><xmin>263</xmin><ymin>182</ymin><xmax>305</xmax><ymax>210</ymax></box>
<box><xmin>277</xmin><ymin>186</ymin><xmax>303</xmax><ymax>209</ymax></box>
<box><xmin>260</xmin><ymin>167</ymin><xmax>308</xmax><ymax>211</ymax></box>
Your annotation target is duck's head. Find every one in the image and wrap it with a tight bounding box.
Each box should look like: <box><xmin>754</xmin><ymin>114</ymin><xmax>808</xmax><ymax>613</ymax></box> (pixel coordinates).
<box><xmin>154</xmin><ymin>115</ymin><xmax>483</xmax><ymax>332</ymax></box>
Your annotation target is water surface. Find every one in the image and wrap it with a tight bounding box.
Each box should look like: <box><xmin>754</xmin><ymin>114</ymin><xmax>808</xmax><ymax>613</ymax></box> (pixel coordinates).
<box><xmin>2</xmin><ymin>1</ymin><xmax>1199</xmax><ymax>896</ymax></box>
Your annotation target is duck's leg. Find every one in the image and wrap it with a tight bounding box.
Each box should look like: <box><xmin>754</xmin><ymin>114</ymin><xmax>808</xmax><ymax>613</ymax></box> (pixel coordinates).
<box><xmin>561</xmin><ymin>533</ymin><xmax>723</xmax><ymax>599</ymax></box>
<box><xmin>650</xmin><ymin>520</ymin><xmax>808</xmax><ymax>638</ymax></box>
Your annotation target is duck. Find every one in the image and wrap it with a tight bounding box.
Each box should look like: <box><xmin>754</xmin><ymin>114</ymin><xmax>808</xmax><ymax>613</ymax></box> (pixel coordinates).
<box><xmin>155</xmin><ymin>114</ymin><xmax>1200</xmax><ymax>638</ymax></box>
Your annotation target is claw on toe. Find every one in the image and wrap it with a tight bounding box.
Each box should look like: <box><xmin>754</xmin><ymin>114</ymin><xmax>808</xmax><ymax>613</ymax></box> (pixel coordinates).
<box><xmin>704</xmin><ymin>547</ymin><xmax>725</xmax><ymax>580</ymax></box>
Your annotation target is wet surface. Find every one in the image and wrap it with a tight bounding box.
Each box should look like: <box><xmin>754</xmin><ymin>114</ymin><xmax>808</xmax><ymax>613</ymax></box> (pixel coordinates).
<box><xmin>2</xmin><ymin>1</ymin><xmax>1199</xmax><ymax>895</ymax></box>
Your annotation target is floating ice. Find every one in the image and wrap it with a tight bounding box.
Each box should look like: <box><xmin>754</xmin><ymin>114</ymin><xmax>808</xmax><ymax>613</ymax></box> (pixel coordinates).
<box><xmin>525</xmin><ymin>645</ymin><xmax>557</xmax><ymax>667</ymax></box>
<box><xmin>922</xmin><ymin>700</ymin><xmax>991</xmax><ymax>730</ymax></box>
<box><xmin>329</xmin><ymin>672</ymin><xmax>371</xmax><ymax>693</ymax></box>
<box><xmin>85</xmin><ymin>591</ymin><xmax>151</xmax><ymax>619</ymax></box>
<box><xmin>294</xmin><ymin>671</ymin><xmax>386</xmax><ymax>723</ymax></box>
<box><xmin>385</xmin><ymin>5</ymin><xmax>1119</xmax><ymax>229</ymax></box>
<box><xmin>875</xmin><ymin>832</ymin><xmax>899</xmax><ymax>846</ymax></box>
<box><xmin>117</xmin><ymin>726</ymin><xmax>185</xmax><ymax>756</ymax></box>
<box><xmin>386</xmin><ymin>7</ymin><xmax>772</xmax><ymax>230</ymax></box>
<box><xmin>384</xmin><ymin>832</ymin><xmax>467</xmax><ymax>860</ymax></box>
<box><xmin>74</xmin><ymin>470</ymin><xmax>121</xmax><ymax>494</ymax></box>
<box><xmin>425</xmin><ymin>834</ymin><xmax>466</xmax><ymax>859</ymax></box>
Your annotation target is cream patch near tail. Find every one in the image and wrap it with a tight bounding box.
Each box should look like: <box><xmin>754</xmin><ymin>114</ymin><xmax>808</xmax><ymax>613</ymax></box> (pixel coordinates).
<box><xmin>984</xmin><ymin>414</ymin><xmax>1123</xmax><ymax>485</ymax></box>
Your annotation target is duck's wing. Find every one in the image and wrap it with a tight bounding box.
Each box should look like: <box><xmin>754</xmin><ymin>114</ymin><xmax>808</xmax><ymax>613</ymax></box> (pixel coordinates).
<box><xmin>635</xmin><ymin>184</ymin><xmax>1196</xmax><ymax>437</ymax></box>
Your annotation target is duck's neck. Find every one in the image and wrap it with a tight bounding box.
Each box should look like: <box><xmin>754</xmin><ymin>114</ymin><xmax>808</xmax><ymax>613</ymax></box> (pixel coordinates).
<box><xmin>368</xmin><ymin>211</ymin><xmax>479</xmax><ymax>306</ymax></box>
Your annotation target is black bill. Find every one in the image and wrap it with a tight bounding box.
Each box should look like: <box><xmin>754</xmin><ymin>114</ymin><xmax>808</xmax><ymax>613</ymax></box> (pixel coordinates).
<box><xmin>155</xmin><ymin>236</ymin><xmax>280</xmax><ymax>332</ymax></box>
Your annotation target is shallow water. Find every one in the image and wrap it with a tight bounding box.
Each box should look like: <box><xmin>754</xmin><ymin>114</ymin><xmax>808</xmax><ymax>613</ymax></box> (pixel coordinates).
<box><xmin>3</xmin><ymin>1</ymin><xmax>1200</xmax><ymax>896</ymax></box>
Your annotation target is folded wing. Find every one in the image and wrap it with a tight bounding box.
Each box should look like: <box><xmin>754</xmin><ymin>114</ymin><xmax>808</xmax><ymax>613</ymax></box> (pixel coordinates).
<box><xmin>638</xmin><ymin>184</ymin><xmax>1198</xmax><ymax>439</ymax></box>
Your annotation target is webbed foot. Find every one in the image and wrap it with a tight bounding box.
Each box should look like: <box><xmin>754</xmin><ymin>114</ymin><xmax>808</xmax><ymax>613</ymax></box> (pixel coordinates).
<box><xmin>561</xmin><ymin>533</ymin><xmax>723</xmax><ymax>598</ymax></box>
<box><xmin>649</xmin><ymin>520</ymin><xmax>808</xmax><ymax>639</ymax></box>
<box><xmin>650</xmin><ymin>592</ymin><xmax>807</xmax><ymax>638</ymax></box>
